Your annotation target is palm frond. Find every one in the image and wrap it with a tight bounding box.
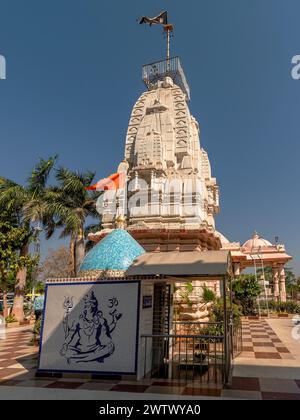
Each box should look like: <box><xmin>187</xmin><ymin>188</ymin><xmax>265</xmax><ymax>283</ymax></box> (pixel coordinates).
<box><xmin>28</xmin><ymin>155</ymin><xmax>58</xmax><ymax>196</ymax></box>
<box><xmin>23</xmin><ymin>198</ymin><xmax>46</xmax><ymax>223</ymax></box>
<box><xmin>0</xmin><ymin>179</ymin><xmax>28</xmax><ymax>212</ymax></box>
<box><xmin>82</xmin><ymin>170</ymin><xmax>96</xmax><ymax>186</ymax></box>
<box><xmin>59</xmin><ymin>212</ymin><xmax>81</xmax><ymax>238</ymax></box>
<box><xmin>56</xmin><ymin>167</ymin><xmax>95</xmax><ymax>196</ymax></box>
<box><xmin>44</xmin><ymin>219</ymin><xmax>62</xmax><ymax>239</ymax></box>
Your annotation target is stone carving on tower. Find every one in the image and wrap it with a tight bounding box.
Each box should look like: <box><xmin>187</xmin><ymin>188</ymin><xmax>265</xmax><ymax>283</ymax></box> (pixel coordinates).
<box><xmin>94</xmin><ymin>57</ymin><xmax>222</xmax><ymax>252</ymax></box>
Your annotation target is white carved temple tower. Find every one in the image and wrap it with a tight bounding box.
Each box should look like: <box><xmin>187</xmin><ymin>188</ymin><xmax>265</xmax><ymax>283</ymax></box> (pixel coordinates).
<box><xmin>88</xmin><ymin>29</ymin><xmax>292</xmax><ymax>303</ymax></box>
<box><xmin>93</xmin><ymin>57</ymin><xmax>223</xmax><ymax>252</ymax></box>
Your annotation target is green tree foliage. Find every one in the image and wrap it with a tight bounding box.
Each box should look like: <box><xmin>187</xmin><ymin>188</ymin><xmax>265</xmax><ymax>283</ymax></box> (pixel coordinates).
<box><xmin>211</xmin><ymin>298</ymin><xmax>242</xmax><ymax>327</ymax></box>
<box><xmin>0</xmin><ymin>157</ymin><xmax>102</xmax><ymax>317</ymax></box>
<box><xmin>44</xmin><ymin>168</ymin><xmax>100</xmax><ymax>276</ymax></box>
<box><xmin>260</xmin><ymin>300</ymin><xmax>300</xmax><ymax>314</ymax></box>
<box><xmin>202</xmin><ymin>285</ymin><xmax>216</xmax><ymax>303</ymax></box>
<box><xmin>284</xmin><ymin>270</ymin><xmax>300</xmax><ymax>300</ymax></box>
<box><xmin>232</xmin><ymin>275</ymin><xmax>261</xmax><ymax>315</ymax></box>
<box><xmin>0</xmin><ymin>156</ymin><xmax>57</xmax><ymax>320</ymax></box>
<box><xmin>257</xmin><ymin>267</ymin><xmax>299</xmax><ymax>299</ymax></box>
<box><xmin>0</xmin><ymin>213</ymin><xmax>38</xmax><ymax>315</ymax></box>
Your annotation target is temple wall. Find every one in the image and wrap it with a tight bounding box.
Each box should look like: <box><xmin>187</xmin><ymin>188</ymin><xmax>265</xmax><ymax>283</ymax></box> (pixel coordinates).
<box><xmin>174</xmin><ymin>280</ymin><xmax>220</xmax><ymax>324</ymax></box>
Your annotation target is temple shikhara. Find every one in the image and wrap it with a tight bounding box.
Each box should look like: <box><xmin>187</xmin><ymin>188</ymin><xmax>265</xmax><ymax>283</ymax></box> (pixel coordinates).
<box><xmin>92</xmin><ymin>56</ymin><xmax>221</xmax><ymax>252</ymax></box>
<box><xmin>38</xmin><ymin>12</ymin><xmax>293</xmax><ymax>386</ymax></box>
<box><xmin>88</xmin><ymin>53</ymin><xmax>292</xmax><ymax>302</ymax></box>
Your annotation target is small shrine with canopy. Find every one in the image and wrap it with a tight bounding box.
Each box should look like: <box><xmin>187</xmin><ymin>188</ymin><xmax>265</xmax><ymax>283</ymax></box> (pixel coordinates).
<box><xmin>39</xmin><ymin>217</ymin><xmax>237</xmax><ymax>386</ymax></box>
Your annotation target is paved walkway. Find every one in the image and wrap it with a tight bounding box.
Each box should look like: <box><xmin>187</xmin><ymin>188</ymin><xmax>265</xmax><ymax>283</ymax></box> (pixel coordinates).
<box><xmin>225</xmin><ymin>317</ymin><xmax>300</xmax><ymax>400</ymax></box>
<box><xmin>0</xmin><ymin>319</ymin><xmax>300</xmax><ymax>399</ymax></box>
<box><xmin>0</xmin><ymin>326</ymin><xmax>222</xmax><ymax>399</ymax></box>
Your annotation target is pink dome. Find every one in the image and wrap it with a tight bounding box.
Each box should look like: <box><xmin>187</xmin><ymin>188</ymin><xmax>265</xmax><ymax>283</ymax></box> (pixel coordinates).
<box><xmin>242</xmin><ymin>232</ymin><xmax>272</xmax><ymax>251</ymax></box>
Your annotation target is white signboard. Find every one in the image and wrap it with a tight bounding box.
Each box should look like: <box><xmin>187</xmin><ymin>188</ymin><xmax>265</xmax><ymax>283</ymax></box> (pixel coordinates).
<box><xmin>39</xmin><ymin>281</ymin><xmax>140</xmax><ymax>375</ymax></box>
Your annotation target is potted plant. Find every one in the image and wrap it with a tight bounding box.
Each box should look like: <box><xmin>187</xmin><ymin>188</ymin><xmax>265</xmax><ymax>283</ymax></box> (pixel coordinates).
<box><xmin>5</xmin><ymin>313</ymin><xmax>18</xmax><ymax>328</ymax></box>
<box><xmin>32</xmin><ymin>317</ymin><xmax>42</xmax><ymax>346</ymax></box>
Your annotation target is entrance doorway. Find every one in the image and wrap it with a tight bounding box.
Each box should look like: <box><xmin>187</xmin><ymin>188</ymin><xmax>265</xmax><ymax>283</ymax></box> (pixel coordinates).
<box><xmin>142</xmin><ymin>281</ymin><xmax>242</xmax><ymax>385</ymax></box>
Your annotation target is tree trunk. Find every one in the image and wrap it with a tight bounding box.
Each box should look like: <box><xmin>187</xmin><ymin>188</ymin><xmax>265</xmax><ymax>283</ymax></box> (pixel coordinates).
<box><xmin>12</xmin><ymin>242</ymin><xmax>29</xmax><ymax>322</ymax></box>
<box><xmin>2</xmin><ymin>287</ymin><xmax>9</xmax><ymax>318</ymax></box>
<box><xmin>69</xmin><ymin>237</ymin><xmax>76</xmax><ymax>277</ymax></box>
<box><xmin>74</xmin><ymin>227</ymin><xmax>85</xmax><ymax>276</ymax></box>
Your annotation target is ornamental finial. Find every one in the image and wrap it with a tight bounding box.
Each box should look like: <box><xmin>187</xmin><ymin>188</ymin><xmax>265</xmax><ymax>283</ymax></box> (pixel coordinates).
<box><xmin>115</xmin><ymin>214</ymin><xmax>126</xmax><ymax>229</ymax></box>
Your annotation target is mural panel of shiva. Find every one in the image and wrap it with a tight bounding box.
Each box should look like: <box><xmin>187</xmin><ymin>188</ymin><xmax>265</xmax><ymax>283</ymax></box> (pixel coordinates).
<box><xmin>60</xmin><ymin>291</ymin><xmax>122</xmax><ymax>364</ymax></box>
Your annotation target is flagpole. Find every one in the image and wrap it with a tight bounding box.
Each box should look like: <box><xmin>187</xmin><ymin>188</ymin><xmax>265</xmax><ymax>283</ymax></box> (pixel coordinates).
<box><xmin>167</xmin><ymin>27</ymin><xmax>170</xmax><ymax>61</ymax></box>
<box><xmin>138</xmin><ymin>12</ymin><xmax>174</xmax><ymax>70</ymax></box>
<box><xmin>164</xmin><ymin>24</ymin><xmax>174</xmax><ymax>71</ymax></box>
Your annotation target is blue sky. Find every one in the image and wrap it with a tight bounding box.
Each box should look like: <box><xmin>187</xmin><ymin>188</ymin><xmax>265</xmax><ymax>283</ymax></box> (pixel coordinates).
<box><xmin>0</xmin><ymin>0</ymin><xmax>299</xmax><ymax>274</ymax></box>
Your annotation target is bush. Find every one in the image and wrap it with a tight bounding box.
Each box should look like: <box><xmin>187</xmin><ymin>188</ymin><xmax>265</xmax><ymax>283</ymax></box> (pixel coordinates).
<box><xmin>201</xmin><ymin>323</ymin><xmax>224</xmax><ymax>337</ymax></box>
<box><xmin>260</xmin><ymin>300</ymin><xmax>300</xmax><ymax>314</ymax></box>
<box><xmin>177</xmin><ymin>282</ymin><xmax>194</xmax><ymax>307</ymax></box>
<box><xmin>232</xmin><ymin>275</ymin><xmax>261</xmax><ymax>315</ymax></box>
<box><xmin>196</xmin><ymin>299</ymin><xmax>242</xmax><ymax>342</ymax></box>
<box><xmin>5</xmin><ymin>313</ymin><xmax>17</xmax><ymax>323</ymax></box>
<box><xmin>211</xmin><ymin>298</ymin><xmax>242</xmax><ymax>326</ymax></box>
<box><xmin>33</xmin><ymin>317</ymin><xmax>42</xmax><ymax>336</ymax></box>
<box><xmin>202</xmin><ymin>286</ymin><xmax>216</xmax><ymax>303</ymax></box>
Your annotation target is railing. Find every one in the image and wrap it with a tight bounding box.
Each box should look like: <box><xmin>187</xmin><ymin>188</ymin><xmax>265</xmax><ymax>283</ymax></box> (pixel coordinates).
<box><xmin>141</xmin><ymin>319</ymin><xmax>242</xmax><ymax>385</ymax></box>
<box><xmin>141</xmin><ymin>333</ymin><xmax>225</xmax><ymax>384</ymax></box>
<box><xmin>173</xmin><ymin>320</ymin><xmax>242</xmax><ymax>359</ymax></box>
<box><xmin>173</xmin><ymin>321</ymin><xmax>224</xmax><ymax>336</ymax></box>
<box><xmin>142</xmin><ymin>56</ymin><xmax>190</xmax><ymax>101</ymax></box>
<box><xmin>231</xmin><ymin>321</ymin><xmax>243</xmax><ymax>359</ymax></box>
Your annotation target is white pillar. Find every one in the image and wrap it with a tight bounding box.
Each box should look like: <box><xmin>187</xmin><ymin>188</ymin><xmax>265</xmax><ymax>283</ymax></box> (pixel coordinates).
<box><xmin>234</xmin><ymin>263</ymin><xmax>240</xmax><ymax>277</ymax></box>
<box><xmin>279</xmin><ymin>265</ymin><xmax>287</xmax><ymax>302</ymax></box>
<box><xmin>272</xmin><ymin>266</ymin><xmax>280</xmax><ymax>301</ymax></box>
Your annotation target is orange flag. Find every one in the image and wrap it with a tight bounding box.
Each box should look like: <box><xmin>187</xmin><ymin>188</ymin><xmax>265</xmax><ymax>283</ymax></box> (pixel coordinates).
<box><xmin>85</xmin><ymin>173</ymin><xmax>125</xmax><ymax>191</ymax></box>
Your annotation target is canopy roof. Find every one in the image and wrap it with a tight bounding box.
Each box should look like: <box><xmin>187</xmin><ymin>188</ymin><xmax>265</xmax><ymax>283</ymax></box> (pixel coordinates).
<box><xmin>125</xmin><ymin>250</ymin><xmax>231</xmax><ymax>278</ymax></box>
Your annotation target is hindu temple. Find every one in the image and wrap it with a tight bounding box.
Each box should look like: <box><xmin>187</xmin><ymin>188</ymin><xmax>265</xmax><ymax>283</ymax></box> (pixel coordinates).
<box><xmin>38</xmin><ymin>15</ymin><xmax>292</xmax><ymax>387</ymax></box>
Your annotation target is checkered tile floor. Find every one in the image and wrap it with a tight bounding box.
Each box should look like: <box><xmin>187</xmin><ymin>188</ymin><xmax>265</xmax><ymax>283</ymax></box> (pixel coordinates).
<box><xmin>240</xmin><ymin>318</ymin><xmax>294</xmax><ymax>360</ymax></box>
<box><xmin>0</xmin><ymin>320</ymin><xmax>300</xmax><ymax>399</ymax></box>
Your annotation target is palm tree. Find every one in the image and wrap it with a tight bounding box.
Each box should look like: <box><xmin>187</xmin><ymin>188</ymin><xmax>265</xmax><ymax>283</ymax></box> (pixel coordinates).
<box><xmin>45</xmin><ymin>168</ymin><xmax>100</xmax><ymax>276</ymax></box>
<box><xmin>0</xmin><ymin>156</ymin><xmax>57</xmax><ymax>320</ymax></box>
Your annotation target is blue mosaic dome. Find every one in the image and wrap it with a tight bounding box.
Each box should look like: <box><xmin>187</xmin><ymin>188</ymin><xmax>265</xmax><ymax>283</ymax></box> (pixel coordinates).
<box><xmin>79</xmin><ymin>229</ymin><xmax>145</xmax><ymax>272</ymax></box>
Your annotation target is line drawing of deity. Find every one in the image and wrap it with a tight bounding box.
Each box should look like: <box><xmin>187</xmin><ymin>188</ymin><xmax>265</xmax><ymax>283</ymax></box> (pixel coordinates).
<box><xmin>60</xmin><ymin>291</ymin><xmax>122</xmax><ymax>364</ymax></box>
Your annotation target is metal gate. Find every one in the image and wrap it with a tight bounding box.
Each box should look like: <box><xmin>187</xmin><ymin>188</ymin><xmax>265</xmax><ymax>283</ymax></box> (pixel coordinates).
<box><xmin>151</xmin><ymin>284</ymin><xmax>171</xmax><ymax>377</ymax></box>
<box><xmin>141</xmin><ymin>320</ymin><xmax>242</xmax><ymax>385</ymax></box>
